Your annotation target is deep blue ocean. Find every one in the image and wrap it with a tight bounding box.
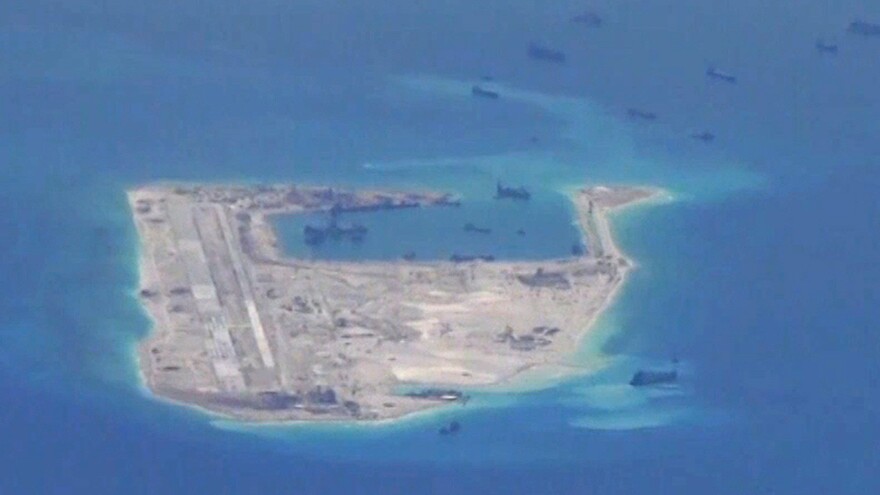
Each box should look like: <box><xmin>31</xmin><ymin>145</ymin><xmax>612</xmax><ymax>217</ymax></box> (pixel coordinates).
<box><xmin>2</xmin><ymin>0</ymin><xmax>879</xmax><ymax>493</ymax></box>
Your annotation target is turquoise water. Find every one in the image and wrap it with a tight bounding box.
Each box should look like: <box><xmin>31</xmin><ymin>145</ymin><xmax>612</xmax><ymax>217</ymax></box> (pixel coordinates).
<box><xmin>2</xmin><ymin>0</ymin><xmax>880</xmax><ymax>493</ymax></box>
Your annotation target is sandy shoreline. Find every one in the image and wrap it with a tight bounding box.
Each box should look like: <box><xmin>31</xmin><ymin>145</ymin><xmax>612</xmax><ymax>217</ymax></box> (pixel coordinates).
<box><xmin>568</xmin><ymin>186</ymin><xmax>672</xmax><ymax>346</ymax></box>
<box><xmin>127</xmin><ymin>183</ymin><xmax>664</xmax><ymax>424</ymax></box>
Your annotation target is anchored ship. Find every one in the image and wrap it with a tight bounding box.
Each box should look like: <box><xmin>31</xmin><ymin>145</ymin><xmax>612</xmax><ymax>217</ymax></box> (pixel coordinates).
<box><xmin>303</xmin><ymin>208</ymin><xmax>367</xmax><ymax>246</ymax></box>
<box><xmin>706</xmin><ymin>66</ymin><xmax>737</xmax><ymax>84</ymax></box>
<box><xmin>571</xmin><ymin>12</ymin><xmax>603</xmax><ymax>28</ymax></box>
<box><xmin>463</xmin><ymin>223</ymin><xmax>492</xmax><ymax>234</ymax></box>
<box><xmin>303</xmin><ymin>222</ymin><xmax>367</xmax><ymax>246</ymax></box>
<box><xmin>439</xmin><ymin>421</ymin><xmax>462</xmax><ymax>436</ymax></box>
<box><xmin>629</xmin><ymin>358</ymin><xmax>679</xmax><ymax>387</ymax></box>
<box><xmin>629</xmin><ymin>369</ymin><xmax>677</xmax><ymax>386</ymax></box>
<box><xmin>471</xmin><ymin>85</ymin><xmax>500</xmax><ymax>99</ymax></box>
<box><xmin>528</xmin><ymin>43</ymin><xmax>566</xmax><ymax>63</ymax></box>
<box><xmin>815</xmin><ymin>39</ymin><xmax>839</xmax><ymax>54</ymax></box>
<box><xmin>691</xmin><ymin>131</ymin><xmax>716</xmax><ymax>142</ymax></box>
<box><xmin>848</xmin><ymin>20</ymin><xmax>880</xmax><ymax>37</ymax></box>
<box><xmin>627</xmin><ymin>108</ymin><xmax>657</xmax><ymax>121</ymax></box>
<box><xmin>495</xmin><ymin>181</ymin><xmax>531</xmax><ymax>201</ymax></box>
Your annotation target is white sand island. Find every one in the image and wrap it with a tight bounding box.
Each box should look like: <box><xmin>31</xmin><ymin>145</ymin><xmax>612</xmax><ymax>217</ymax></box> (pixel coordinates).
<box><xmin>128</xmin><ymin>183</ymin><xmax>659</xmax><ymax>422</ymax></box>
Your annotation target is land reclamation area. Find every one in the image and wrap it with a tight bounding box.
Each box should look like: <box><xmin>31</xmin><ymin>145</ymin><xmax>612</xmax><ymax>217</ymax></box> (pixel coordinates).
<box><xmin>128</xmin><ymin>183</ymin><xmax>656</xmax><ymax>422</ymax></box>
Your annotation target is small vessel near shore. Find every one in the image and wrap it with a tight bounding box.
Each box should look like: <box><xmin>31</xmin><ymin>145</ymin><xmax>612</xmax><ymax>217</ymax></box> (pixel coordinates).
<box><xmin>404</xmin><ymin>389</ymin><xmax>468</xmax><ymax>402</ymax></box>
<box><xmin>303</xmin><ymin>224</ymin><xmax>367</xmax><ymax>245</ymax></box>
<box><xmin>471</xmin><ymin>85</ymin><xmax>500</xmax><ymax>99</ymax></box>
<box><xmin>527</xmin><ymin>43</ymin><xmax>567</xmax><ymax>63</ymax></box>
<box><xmin>629</xmin><ymin>359</ymin><xmax>679</xmax><ymax>387</ymax></box>
<box><xmin>303</xmin><ymin>214</ymin><xmax>367</xmax><ymax>246</ymax></box>
<box><xmin>629</xmin><ymin>369</ymin><xmax>677</xmax><ymax>386</ymax></box>
<box><xmin>495</xmin><ymin>181</ymin><xmax>531</xmax><ymax>201</ymax></box>
<box><xmin>439</xmin><ymin>421</ymin><xmax>462</xmax><ymax>436</ymax></box>
<box><xmin>706</xmin><ymin>66</ymin><xmax>737</xmax><ymax>84</ymax></box>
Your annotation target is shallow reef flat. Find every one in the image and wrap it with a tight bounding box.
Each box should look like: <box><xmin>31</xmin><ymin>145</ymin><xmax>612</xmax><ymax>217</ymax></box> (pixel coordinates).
<box><xmin>128</xmin><ymin>182</ymin><xmax>657</xmax><ymax>422</ymax></box>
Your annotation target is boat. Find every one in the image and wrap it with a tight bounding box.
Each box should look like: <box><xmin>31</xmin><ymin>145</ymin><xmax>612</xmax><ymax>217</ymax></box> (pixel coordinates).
<box><xmin>815</xmin><ymin>39</ymin><xmax>839</xmax><ymax>54</ymax></box>
<box><xmin>495</xmin><ymin>181</ymin><xmax>531</xmax><ymax>201</ymax></box>
<box><xmin>691</xmin><ymin>131</ymin><xmax>715</xmax><ymax>142</ymax></box>
<box><xmin>303</xmin><ymin>223</ymin><xmax>367</xmax><ymax>245</ymax></box>
<box><xmin>463</xmin><ymin>223</ymin><xmax>492</xmax><ymax>234</ymax></box>
<box><xmin>471</xmin><ymin>85</ymin><xmax>500</xmax><ymax>99</ymax></box>
<box><xmin>571</xmin><ymin>12</ymin><xmax>603</xmax><ymax>28</ymax></box>
<box><xmin>527</xmin><ymin>43</ymin><xmax>566</xmax><ymax>63</ymax></box>
<box><xmin>303</xmin><ymin>211</ymin><xmax>368</xmax><ymax>245</ymax></box>
<box><xmin>706</xmin><ymin>66</ymin><xmax>737</xmax><ymax>84</ymax></box>
<box><xmin>629</xmin><ymin>369</ymin><xmax>678</xmax><ymax>387</ymax></box>
<box><xmin>848</xmin><ymin>20</ymin><xmax>880</xmax><ymax>37</ymax></box>
<box><xmin>629</xmin><ymin>357</ymin><xmax>680</xmax><ymax>387</ymax></box>
<box><xmin>405</xmin><ymin>389</ymin><xmax>467</xmax><ymax>401</ymax></box>
<box><xmin>626</xmin><ymin>108</ymin><xmax>657</xmax><ymax>121</ymax></box>
<box><xmin>439</xmin><ymin>421</ymin><xmax>462</xmax><ymax>436</ymax></box>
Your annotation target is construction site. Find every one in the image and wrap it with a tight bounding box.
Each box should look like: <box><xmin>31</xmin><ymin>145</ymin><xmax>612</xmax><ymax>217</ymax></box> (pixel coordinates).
<box><xmin>128</xmin><ymin>183</ymin><xmax>656</xmax><ymax>422</ymax></box>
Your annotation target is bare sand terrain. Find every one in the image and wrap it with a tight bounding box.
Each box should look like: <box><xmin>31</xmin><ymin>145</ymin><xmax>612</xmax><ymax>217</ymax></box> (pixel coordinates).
<box><xmin>127</xmin><ymin>182</ymin><xmax>658</xmax><ymax>422</ymax></box>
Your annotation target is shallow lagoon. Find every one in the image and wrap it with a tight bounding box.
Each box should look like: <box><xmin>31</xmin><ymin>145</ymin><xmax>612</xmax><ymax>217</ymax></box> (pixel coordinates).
<box><xmin>275</xmin><ymin>191</ymin><xmax>584</xmax><ymax>261</ymax></box>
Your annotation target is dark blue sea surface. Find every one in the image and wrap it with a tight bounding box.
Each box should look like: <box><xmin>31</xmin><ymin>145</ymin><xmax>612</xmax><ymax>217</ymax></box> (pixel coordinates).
<box><xmin>2</xmin><ymin>0</ymin><xmax>879</xmax><ymax>493</ymax></box>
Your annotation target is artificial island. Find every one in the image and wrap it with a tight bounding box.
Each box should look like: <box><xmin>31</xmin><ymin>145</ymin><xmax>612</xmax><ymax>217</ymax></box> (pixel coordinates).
<box><xmin>128</xmin><ymin>182</ymin><xmax>658</xmax><ymax>422</ymax></box>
